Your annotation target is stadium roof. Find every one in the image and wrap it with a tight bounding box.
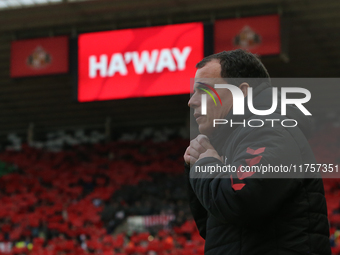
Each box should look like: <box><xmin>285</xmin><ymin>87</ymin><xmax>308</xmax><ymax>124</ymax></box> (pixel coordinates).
<box><xmin>0</xmin><ymin>0</ymin><xmax>89</xmax><ymax>10</ymax></box>
<box><xmin>0</xmin><ymin>0</ymin><xmax>340</xmax><ymax>78</ymax></box>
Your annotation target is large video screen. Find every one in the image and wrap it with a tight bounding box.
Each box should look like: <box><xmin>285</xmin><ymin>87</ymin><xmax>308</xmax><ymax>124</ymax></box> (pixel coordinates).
<box><xmin>78</xmin><ymin>22</ymin><xmax>204</xmax><ymax>102</ymax></box>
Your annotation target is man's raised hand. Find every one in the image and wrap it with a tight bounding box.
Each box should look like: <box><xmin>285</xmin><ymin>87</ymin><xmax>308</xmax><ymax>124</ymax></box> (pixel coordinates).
<box><xmin>184</xmin><ymin>135</ymin><xmax>222</xmax><ymax>165</ymax></box>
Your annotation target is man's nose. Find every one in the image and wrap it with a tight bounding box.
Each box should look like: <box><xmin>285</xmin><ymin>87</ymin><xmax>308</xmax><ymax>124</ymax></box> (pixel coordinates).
<box><xmin>188</xmin><ymin>93</ymin><xmax>200</xmax><ymax>108</ymax></box>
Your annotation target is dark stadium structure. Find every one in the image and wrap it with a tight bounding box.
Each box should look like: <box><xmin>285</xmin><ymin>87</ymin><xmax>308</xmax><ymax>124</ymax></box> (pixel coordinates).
<box><xmin>0</xmin><ymin>0</ymin><xmax>340</xmax><ymax>137</ymax></box>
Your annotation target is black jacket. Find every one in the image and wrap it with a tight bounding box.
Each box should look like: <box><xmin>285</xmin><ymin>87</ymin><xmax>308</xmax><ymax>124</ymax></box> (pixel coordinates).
<box><xmin>186</xmin><ymin>83</ymin><xmax>331</xmax><ymax>255</ymax></box>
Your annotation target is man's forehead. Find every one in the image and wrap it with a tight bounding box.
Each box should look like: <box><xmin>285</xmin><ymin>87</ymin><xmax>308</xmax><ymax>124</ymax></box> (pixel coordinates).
<box><xmin>195</xmin><ymin>59</ymin><xmax>221</xmax><ymax>76</ymax></box>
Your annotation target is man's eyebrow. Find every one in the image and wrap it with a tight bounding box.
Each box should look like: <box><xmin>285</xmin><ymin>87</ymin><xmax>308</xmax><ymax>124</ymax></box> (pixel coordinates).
<box><xmin>195</xmin><ymin>82</ymin><xmax>210</xmax><ymax>89</ymax></box>
<box><xmin>196</xmin><ymin>82</ymin><xmax>208</xmax><ymax>87</ymax></box>
<box><xmin>196</xmin><ymin>82</ymin><xmax>217</xmax><ymax>91</ymax></box>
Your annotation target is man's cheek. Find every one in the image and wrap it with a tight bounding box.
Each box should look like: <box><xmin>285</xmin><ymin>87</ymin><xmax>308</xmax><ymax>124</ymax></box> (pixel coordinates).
<box><xmin>205</xmin><ymin>116</ymin><xmax>211</xmax><ymax>127</ymax></box>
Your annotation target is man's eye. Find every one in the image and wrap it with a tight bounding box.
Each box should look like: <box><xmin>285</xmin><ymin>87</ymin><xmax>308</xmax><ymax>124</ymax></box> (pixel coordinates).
<box><xmin>197</xmin><ymin>88</ymin><xmax>209</xmax><ymax>93</ymax></box>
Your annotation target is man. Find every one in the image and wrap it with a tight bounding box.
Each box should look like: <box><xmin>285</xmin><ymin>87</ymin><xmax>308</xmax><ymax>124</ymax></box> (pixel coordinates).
<box><xmin>184</xmin><ymin>50</ymin><xmax>330</xmax><ymax>255</ymax></box>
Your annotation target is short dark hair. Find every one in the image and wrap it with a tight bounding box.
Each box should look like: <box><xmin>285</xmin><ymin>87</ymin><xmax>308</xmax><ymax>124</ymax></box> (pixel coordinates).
<box><xmin>196</xmin><ymin>49</ymin><xmax>270</xmax><ymax>88</ymax></box>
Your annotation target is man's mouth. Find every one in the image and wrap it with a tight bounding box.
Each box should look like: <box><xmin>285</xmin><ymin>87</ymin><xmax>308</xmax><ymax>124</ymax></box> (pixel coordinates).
<box><xmin>194</xmin><ymin>113</ymin><xmax>204</xmax><ymax>121</ymax></box>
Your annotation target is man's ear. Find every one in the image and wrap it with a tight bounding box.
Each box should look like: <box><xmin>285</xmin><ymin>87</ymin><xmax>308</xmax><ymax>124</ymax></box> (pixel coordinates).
<box><xmin>239</xmin><ymin>82</ymin><xmax>249</xmax><ymax>97</ymax></box>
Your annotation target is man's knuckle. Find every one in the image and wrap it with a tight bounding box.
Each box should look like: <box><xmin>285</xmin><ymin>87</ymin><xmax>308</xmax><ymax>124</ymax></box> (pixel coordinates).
<box><xmin>197</xmin><ymin>135</ymin><xmax>204</xmax><ymax>141</ymax></box>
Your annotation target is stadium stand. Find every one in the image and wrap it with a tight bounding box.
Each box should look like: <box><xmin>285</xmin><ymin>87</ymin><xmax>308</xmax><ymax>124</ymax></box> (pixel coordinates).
<box><xmin>0</xmin><ymin>121</ymin><xmax>339</xmax><ymax>254</ymax></box>
<box><xmin>0</xmin><ymin>128</ymin><xmax>206</xmax><ymax>254</ymax></box>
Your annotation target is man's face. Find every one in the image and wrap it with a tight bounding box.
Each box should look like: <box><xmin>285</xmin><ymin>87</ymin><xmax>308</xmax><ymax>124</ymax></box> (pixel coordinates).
<box><xmin>188</xmin><ymin>60</ymin><xmax>234</xmax><ymax>137</ymax></box>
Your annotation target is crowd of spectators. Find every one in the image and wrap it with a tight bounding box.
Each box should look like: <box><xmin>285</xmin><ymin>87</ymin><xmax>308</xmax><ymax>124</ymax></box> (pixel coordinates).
<box><xmin>0</xmin><ymin>121</ymin><xmax>339</xmax><ymax>254</ymax></box>
<box><xmin>0</xmin><ymin>128</ymin><xmax>204</xmax><ymax>254</ymax></box>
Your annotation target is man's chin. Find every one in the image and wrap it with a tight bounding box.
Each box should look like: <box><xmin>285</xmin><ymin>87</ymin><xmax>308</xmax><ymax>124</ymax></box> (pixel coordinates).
<box><xmin>198</xmin><ymin>125</ymin><xmax>214</xmax><ymax>138</ymax></box>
